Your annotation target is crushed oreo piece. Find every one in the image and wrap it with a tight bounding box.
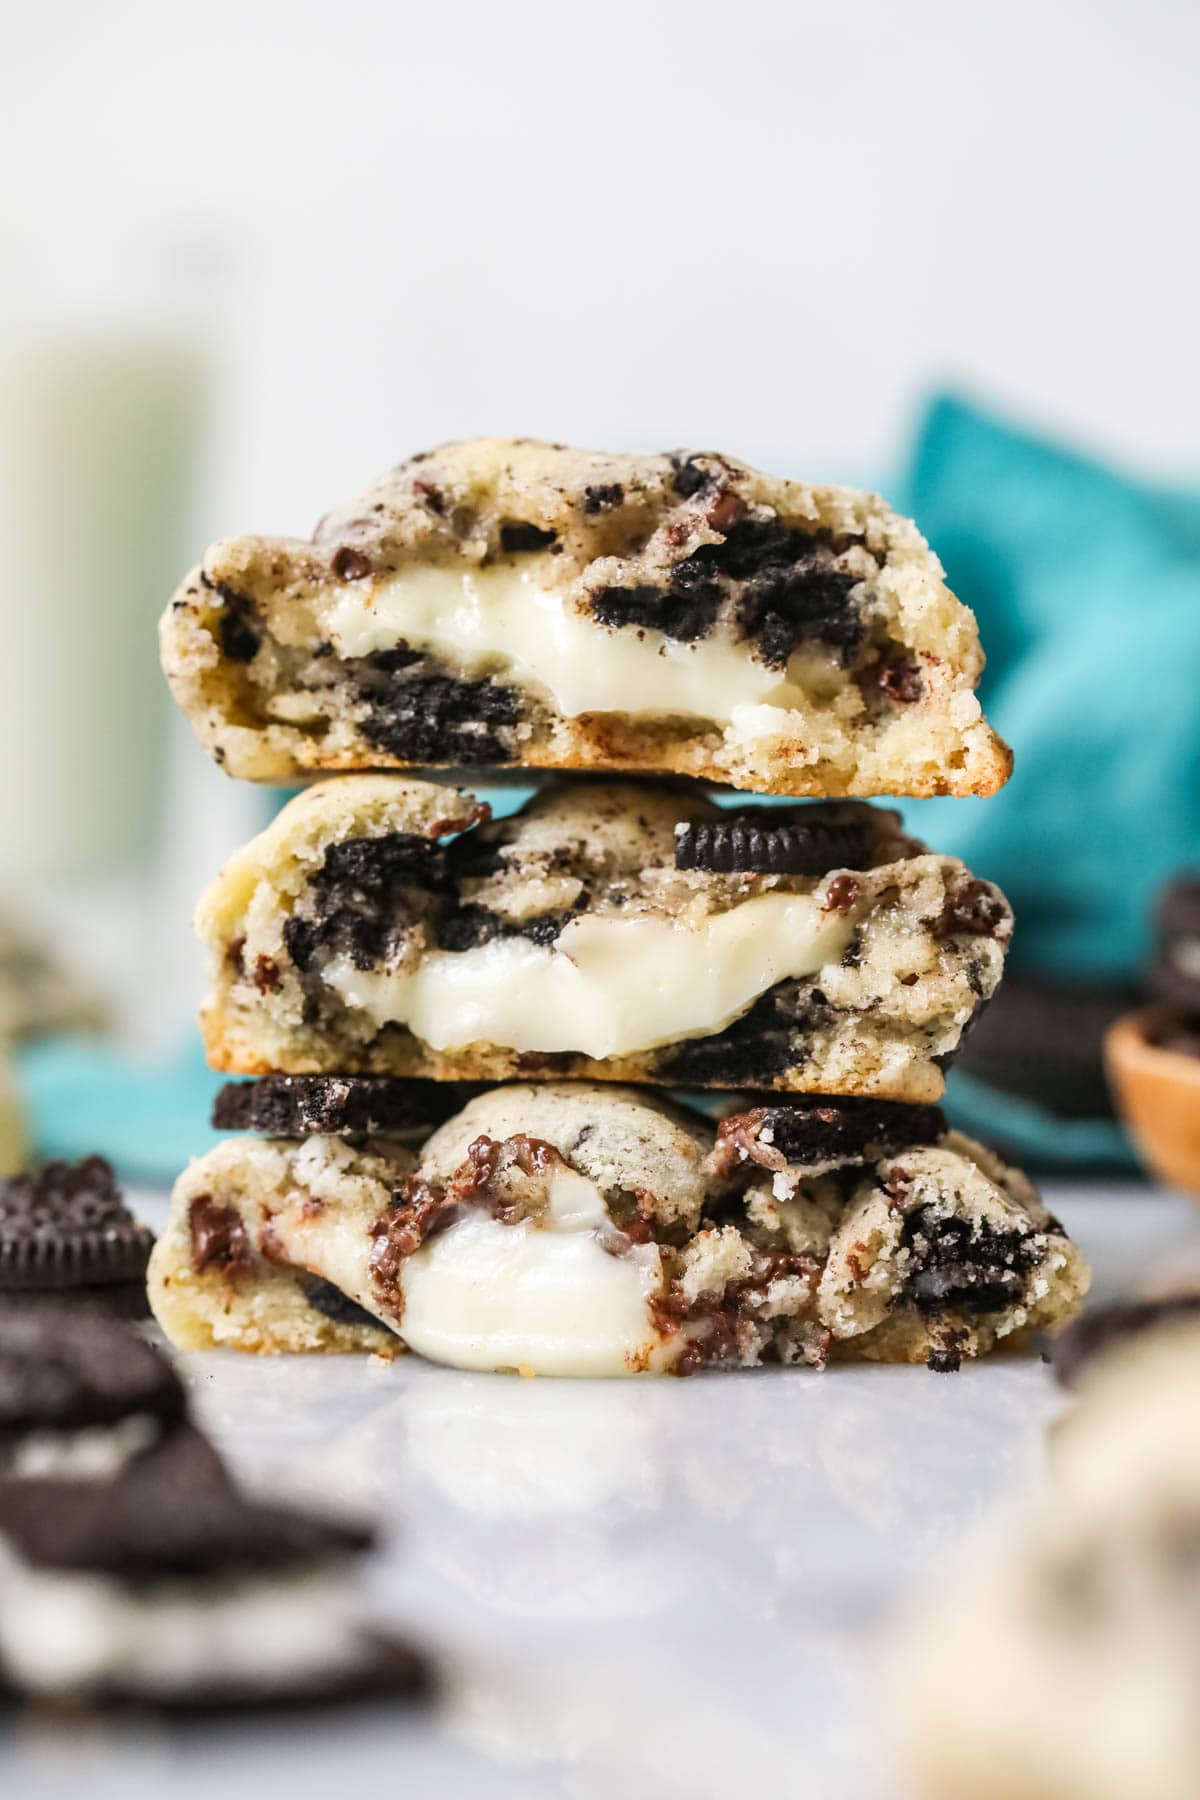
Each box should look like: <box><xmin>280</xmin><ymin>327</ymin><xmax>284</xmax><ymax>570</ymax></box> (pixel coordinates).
<box><xmin>925</xmin><ymin>1345</ymin><xmax>962</xmax><ymax>1373</ymax></box>
<box><xmin>213</xmin><ymin>1075</ymin><xmax>462</xmax><ymax>1139</ymax></box>
<box><xmin>1051</xmin><ymin>1293</ymin><xmax>1200</xmax><ymax>1388</ymax></box>
<box><xmin>583</xmin><ymin>483</ymin><xmax>624</xmax><ymax>513</ymax></box>
<box><xmin>302</xmin><ymin>1277</ymin><xmax>390</xmax><ymax>1333</ymax></box>
<box><xmin>212</xmin><ymin>587</ymin><xmax>261</xmax><ymax>663</ymax></box>
<box><xmin>499</xmin><ymin>521</ymin><xmax>557</xmax><ymax>553</ymax></box>
<box><xmin>0</xmin><ymin>1159</ymin><xmax>154</xmax><ymax>1299</ymax></box>
<box><xmin>660</xmin><ymin>987</ymin><xmax>796</xmax><ymax>1087</ymax></box>
<box><xmin>590</xmin><ymin>581</ymin><xmax>721</xmax><ymax>643</ymax></box>
<box><xmin>714</xmin><ymin>1098</ymin><xmax>945</xmax><ymax>1178</ymax></box>
<box><xmin>902</xmin><ymin>1208</ymin><xmax>1042</xmax><ymax>1317</ymax></box>
<box><xmin>356</xmin><ymin>669</ymin><xmax>520</xmax><ymax>765</ymax></box>
<box><xmin>284</xmin><ymin>833</ymin><xmax>448</xmax><ymax>976</ymax></box>
<box><xmin>939</xmin><ymin>880</ymin><xmax>1009</xmax><ymax>939</ymax></box>
<box><xmin>674</xmin><ymin>813</ymin><xmax>872</xmax><ymax>875</ymax></box>
<box><xmin>669</xmin><ymin>453</ymin><xmax>716</xmax><ymax>498</ymax></box>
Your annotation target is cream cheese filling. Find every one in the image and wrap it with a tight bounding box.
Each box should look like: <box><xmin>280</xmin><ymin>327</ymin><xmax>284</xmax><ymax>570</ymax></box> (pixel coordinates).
<box><xmin>323</xmin><ymin>562</ymin><xmax>827</xmax><ymax>722</ymax></box>
<box><xmin>397</xmin><ymin>1164</ymin><xmax>677</xmax><ymax>1377</ymax></box>
<box><xmin>324</xmin><ymin>893</ymin><xmax>854</xmax><ymax>1060</ymax></box>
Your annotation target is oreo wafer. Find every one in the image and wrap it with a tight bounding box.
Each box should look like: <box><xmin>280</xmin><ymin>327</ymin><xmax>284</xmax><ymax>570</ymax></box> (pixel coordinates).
<box><xmin>674</xmin><ymin>813</ymin><xmax>872</xmax><ymax>875</ymax></box>
<box><xmin>0</xmin><ymin>1157</ymin><xmax>154</xmax><ymax>1314</ymax></box>
<box><xmin>212</xmin><ymin>1074</ymin><xmax>465</xmax><ymax>1139</ymax></box>
<box><xmin>0</xmin><ymin>1302</ymin><xmax>185</xmax><ymax>1439</ymax></box>
<box><xmin>714</xmin><ymin>1097</ymin><xmax>946</xmax><ymax>1177</ymax></box>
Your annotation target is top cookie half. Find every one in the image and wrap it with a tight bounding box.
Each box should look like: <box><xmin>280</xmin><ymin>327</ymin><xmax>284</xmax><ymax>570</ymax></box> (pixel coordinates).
<box><xmin>161</xmin><ymin>439</ymin><xmax>1011</xmax><ymax>798</ymax></box>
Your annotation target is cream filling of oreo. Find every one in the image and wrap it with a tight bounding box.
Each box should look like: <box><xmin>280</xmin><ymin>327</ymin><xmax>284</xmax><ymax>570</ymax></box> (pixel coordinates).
<box><xmin>10</xmin><ymin>1414</ymin><xmax>161</xmax><ymax>1482</ymax></box>
<box><xmin>323</xmin><ymin>562</ymin><xmax>828</xmax><ymax>722</ymax></box>
<box><xmin>398</xmin><ymin>1164</ymin><xmax>677</xmax><ymax>1378</ymax></box>
<box><xmin>0</xmin><ymin>1547</ymin><xmax>362</xmax><ymax>1695</ymax></box>
<box><xmin>324</xmin><ymin>894</ymin><xmax>854</xmax><ymax>1060</ymax></box>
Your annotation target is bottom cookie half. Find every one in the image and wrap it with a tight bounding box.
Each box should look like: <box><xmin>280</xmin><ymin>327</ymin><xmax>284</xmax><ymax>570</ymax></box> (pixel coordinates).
<box><xmin>149</xmin><ymin>1083</ymin><xmax>1088</xmax><ymax>1376</ymax></box>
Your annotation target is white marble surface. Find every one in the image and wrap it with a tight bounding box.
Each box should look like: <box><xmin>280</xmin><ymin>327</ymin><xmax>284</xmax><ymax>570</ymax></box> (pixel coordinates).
<box><xmin>6</xmin><ymin>1182</ymin><xmax>1200</xmax><ymax>1800</ymax></box>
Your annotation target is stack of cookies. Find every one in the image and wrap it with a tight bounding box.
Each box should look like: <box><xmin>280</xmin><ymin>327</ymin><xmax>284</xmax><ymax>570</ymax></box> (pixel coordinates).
<box><xmin>150</xmin><ymin>441</ymin><xmax>1088</xmax><ymax>1375</ymax></box>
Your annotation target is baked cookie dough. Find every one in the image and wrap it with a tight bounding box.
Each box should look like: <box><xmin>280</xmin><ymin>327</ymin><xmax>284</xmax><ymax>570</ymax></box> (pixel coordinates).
<box><xmin>161</xmin><ymin>439</ymin><xmax>1011</xmax><ymax>799</ymax></box>
<box><xmin>195</xmin><ymin>775</ymin><xmax>1013</xmax><ymax>1102</ymax></box>
<box><xmin>897</xmin><ymin>1317</ymin><xmax>1200</xmax><ymax>1800</ymax></box>
<box><xmin>148</xmin><ymin>1083</ymin><xmax>1086</xmax><ymax>1375</ymax></box>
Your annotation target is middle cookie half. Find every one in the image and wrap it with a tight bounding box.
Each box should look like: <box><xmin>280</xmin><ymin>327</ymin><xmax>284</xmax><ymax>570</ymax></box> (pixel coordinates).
<box><xmin>198</xmin><ymin>776</ymin><xmax>1011</xmax><ymax>1102</ymax></box>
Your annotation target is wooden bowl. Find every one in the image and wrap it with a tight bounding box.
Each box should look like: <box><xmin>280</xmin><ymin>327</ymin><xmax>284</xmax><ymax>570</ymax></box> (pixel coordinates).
<box><xmin>1106</xmin><ymin>1007</ymin><xmax>1200</xmax><ymax>1195</ymax></box>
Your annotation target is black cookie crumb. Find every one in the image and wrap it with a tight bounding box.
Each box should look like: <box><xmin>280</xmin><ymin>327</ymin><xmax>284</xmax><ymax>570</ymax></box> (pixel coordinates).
<box><xmin>0</xmin><ymin>1158</ymin><xmax>154</xmax><ymax>1294</ymax></box>
<box><xmin>213</xmin><ymin>1075</ymin><xmax>463</xmax><ymax>1139</ymax></box>
<box><xmin>674</xmin><ymin>813</ymin><xmax>873</xmax><ymax>876</ymax></box>
<box><xmin>1051</xmin><ymin>1293</ymin><xmax>1200</xmax><ymax>1388</ymax></box>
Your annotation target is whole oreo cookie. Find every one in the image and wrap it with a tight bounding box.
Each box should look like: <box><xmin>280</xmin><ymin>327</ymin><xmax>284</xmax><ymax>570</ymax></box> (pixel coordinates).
<box><xmin>212</xmin><ymin>1075</ymin><xmax>463</xmax><ymax>1139</ymax></box>
<box><xmin>714</xmin><ymin>1097</ymin><xmax>946</xmax><ymax>1176</ymax></box>
<box><xmin>1051</xmin><ymin>1293</ymin><xmax>1200</xmax><ymax>1388</ymax></box>
<box><xmin>674</xmin><ymin>813</ymin><xmax>871</xmax><ymax>875</ymax></box>
<box><xmin>0</xmin><ymin>1302</ymin><xmax>185</xmax><ymax>1437</ymax></box>
<box><xmin>0</xmin><ymin>1158</ymin><xmax>154</xmax><ymax>1310</ymax></box>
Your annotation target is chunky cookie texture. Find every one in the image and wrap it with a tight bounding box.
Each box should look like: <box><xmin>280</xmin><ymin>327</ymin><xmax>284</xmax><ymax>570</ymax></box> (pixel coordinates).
<box><xmin>161</xmin><ymin>438</ymin><xmax>1011</xmax><ymax>799</ymax></box>
<box><xmin>149</xmin><ymin>1084</ymin><xmax>1086</xmax><ymax>1375</ymax></box>
<box><xmin>195</xmin><ymin>775</ymin><xmax>1013</xmax><ymax>1102</ymax></box>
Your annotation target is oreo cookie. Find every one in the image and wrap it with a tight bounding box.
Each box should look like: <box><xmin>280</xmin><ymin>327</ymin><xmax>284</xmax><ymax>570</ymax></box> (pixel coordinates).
<box><xmin>0</xmin><ymin>1302</ymin><xmax>184</xmax><ymax>1439</ymax></box>
<box><xmin>674</xmin><ymin>813</ymin><xmax>871</xmax><ymax>875</ymax></box>
<box><xmin>213</xmin><ymin>1074</ymin><xmax>463</xmax><ymax>1139</ymax></box>
<box><xmin>0</xmin><ymin>1437</ymin><xmax>432</xmax><ymax>1710</ymax></box>
<box><xmin>1151</xmin><ymin>874</ymin><xmax>1200</xmax><ymax>1015</ymax></box>
<box><xmin>0</xmin><ymin>1157</ymin><xmax>154</xmax><ymax>1315</ymax></box>
<box><xmin>1051</xmin><ymin>1293</ymin><xmax>1200</xmax><ymax>1388</ymax></box>
<box><xmin>715</xmin><ymin>1097</ymin><xmax>946</xmax><ymax>1177</ymax></box>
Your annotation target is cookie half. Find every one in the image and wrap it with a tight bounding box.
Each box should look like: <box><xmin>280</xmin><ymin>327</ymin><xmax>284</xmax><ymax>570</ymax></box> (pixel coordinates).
<box><xmin>161</xmin><ymin>438</ymin><xmax>1011</xmax><ymax>799</ymax></box>
<box><xmin>196</xmin><ymin>775</ymin><xmax>1013</xmax><ymax>1103</ymax></box>
<box><xmin>149</xmin><ymin>1083</ymin><xmax>1086</xmax><ymax>1375</ymax></box>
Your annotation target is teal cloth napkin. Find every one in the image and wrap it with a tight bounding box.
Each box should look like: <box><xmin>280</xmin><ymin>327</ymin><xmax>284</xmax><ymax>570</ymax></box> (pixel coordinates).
<box><xmin>20</xmin><ymin>394</ymin><xmax>1199</xmax><ymax>1180</ymax></box>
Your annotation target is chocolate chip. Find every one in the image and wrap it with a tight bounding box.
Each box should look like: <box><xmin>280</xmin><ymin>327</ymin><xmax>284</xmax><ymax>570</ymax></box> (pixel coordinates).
<box><xmin>939</xmin><ymin>880</ymin><xmax>1009</xmax><ymax>939</ymax></box>
<box><xmin>189</xmin><ymin>1197</ymin><xmax>251</xmax><ymax>1279</ymax></box>
<box><xmin>824</xmin><ymin>873</ymin><xmax>861</xmax><ymax>913</ymax></box>
<box><xmin>705</xmin><ymin>489</ymin><xmax>747</xmax><ymax>531</ymax></box>
<box><xmin>879</xmin><ymin>658</ymin><xmax>924</xmax><ymax>703</ymax></box>
<box><xmin>412</xmin><ymin>479</ymin><xmax>446</xmax><ymax>514</ymax></box>
<box><xmin>674</xmin><ymin>814</ymin><xmax>872</xmax><ymax>876</ymax></box>
<box><xmin>332</xmin><ymin>547</ymin><xmax>372</xmax><ymax>581</ymax></box>
<box><xmin>584</xmin><ymin>483</ymin><xmax>624</xmax><ymax>513</ymax></box>
<box><xmin>252</xmin><ymin>955</ymin><xmax>281</xmax><ymax>994</ymax></box>
<box><xmin>499</xmin><ymin>522</ymin><xmax>557</xmax><ymax>553</ymax></box>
